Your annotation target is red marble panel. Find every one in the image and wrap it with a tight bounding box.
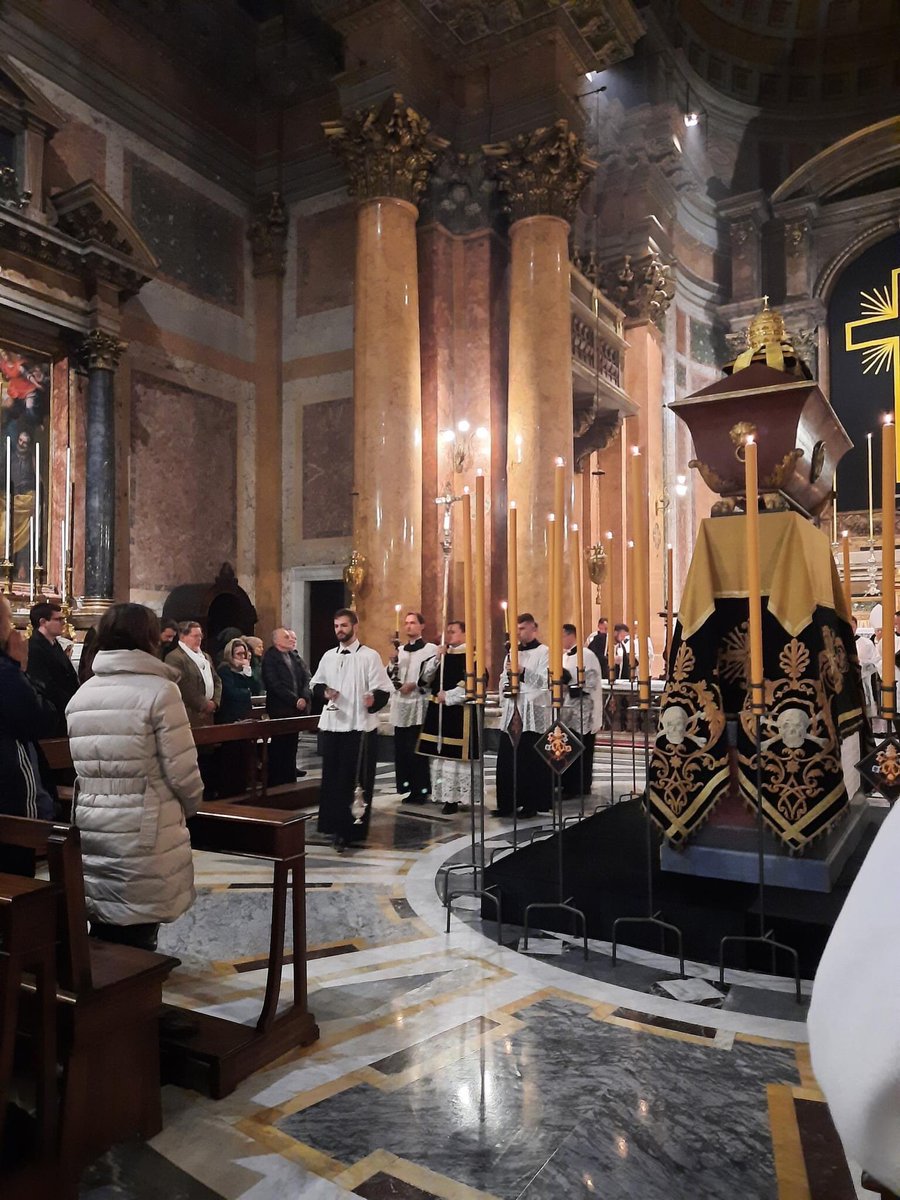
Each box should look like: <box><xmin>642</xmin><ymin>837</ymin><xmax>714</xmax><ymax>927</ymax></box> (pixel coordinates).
<box><xmin>130</xmin><ymin>372</ymin><xmax>236</xmax><ymax>591</ymax></box>
<box><xmin>301</xmin><ymin>397</ymin><xmax>352</xmax><ymax>540</ymax></box>
<box><xmin>296</xmin><ymin>204</ymin><xmax>355</xmax><ymax>317</ymax></box>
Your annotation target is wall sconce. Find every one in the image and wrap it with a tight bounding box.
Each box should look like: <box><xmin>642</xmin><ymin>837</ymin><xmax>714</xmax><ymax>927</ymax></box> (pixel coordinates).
<box><xmin>655</xmin><ymin>474</ymin><xmax>688</xmax><ymax>516</ymax></box>
<box><xmin>440</xmin><ymin>419</ymin><xmax>489</xmax><ymax>474</ymax></box>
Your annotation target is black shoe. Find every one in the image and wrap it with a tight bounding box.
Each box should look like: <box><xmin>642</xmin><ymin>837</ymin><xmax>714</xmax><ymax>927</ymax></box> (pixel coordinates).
<box><xmin>401</xmin><ymin>794</ymin><xmax>428</xmax><ymax>804</ymax></box>
<box><xmin>333</xmin><ymin>836</ymin><xmax>346</xmax><ymax>854</ymax></box>
<box><xmin>490</xmin><ymin>808</ymin><xmax>512</xmax><ymax>817</ymax></box>
<box><xmin>517</xmin><ymin>807</ymin><xmax>538</xmax><ymax>818</ymax></box>
<box><xmin>296</xmin><ymin>770</ymin><xmax>308</xmax><ymax>779</ymax></box>
<box><xmin>441</xmin><ymin>802</ymin><xmax>460</xmax><ymax>815</ymax></box>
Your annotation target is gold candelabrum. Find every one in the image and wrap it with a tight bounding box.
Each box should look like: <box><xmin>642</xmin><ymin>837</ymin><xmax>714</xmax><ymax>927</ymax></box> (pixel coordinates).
<box><xmin>586</xmin><ymin>541</ymin><xmax>607</xmax><ymax>604</ymax></box>
<box><xmin>0</xmin><ymin>557</ymin><xmax>13</xmax><ymax>599</ymax></box>
<box><xmin>343</xmin><ymin>550</ymin><xmax>367</xmax><ymax>611</ymax></box>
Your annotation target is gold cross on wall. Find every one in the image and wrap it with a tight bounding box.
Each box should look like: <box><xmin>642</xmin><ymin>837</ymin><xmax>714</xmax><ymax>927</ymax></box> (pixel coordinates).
<box><xmin>845</xmin><ymin>266</ymin><xmax>900</xmax><ymax>479</ymax></box>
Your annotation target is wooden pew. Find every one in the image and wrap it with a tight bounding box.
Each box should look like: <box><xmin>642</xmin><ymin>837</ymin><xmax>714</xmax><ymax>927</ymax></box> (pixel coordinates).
<box><xmin>0</xmin><ymin>816</ymin><xmax>179</xmax><ymax>1172</ymax></box>
<box><xmin>159</xmin><ymin>802</ymin><xmax>319</xmax><ymax>1099</ymax></box>
<box><xmin>0</xmin><ymin>872</ymin><xmax>58</xmax><ymax>1189</ymax></box>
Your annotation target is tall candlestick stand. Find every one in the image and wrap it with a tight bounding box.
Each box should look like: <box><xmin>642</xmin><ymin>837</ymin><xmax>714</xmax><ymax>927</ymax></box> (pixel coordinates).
<box><xmin>0</xmin><ymin>557</ymin><xmax>13</xmax><ymax>598</ymax></box>
<box><xmin>522</xmin><ymin>680</ymin><xmax>588</xmax><ymax>960</ymax></box>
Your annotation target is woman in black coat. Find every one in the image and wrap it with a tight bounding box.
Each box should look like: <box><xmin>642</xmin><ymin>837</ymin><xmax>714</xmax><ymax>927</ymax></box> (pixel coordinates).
<box><xmin>0</xmin><ymin>597</ymin><xmax>59</xmax><ymax>872</ymax></box>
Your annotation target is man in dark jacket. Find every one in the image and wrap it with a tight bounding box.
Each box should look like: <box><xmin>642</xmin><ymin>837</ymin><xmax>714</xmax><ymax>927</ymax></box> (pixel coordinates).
<box><xmin>26</xmin><ymin>601</ymin><xmax>79</xmax><ymax>736</ymax></box>
<box><xmin>262</xmin><ymin>628</ymin><xmax>312</xmax><ymax>787</ymax></box>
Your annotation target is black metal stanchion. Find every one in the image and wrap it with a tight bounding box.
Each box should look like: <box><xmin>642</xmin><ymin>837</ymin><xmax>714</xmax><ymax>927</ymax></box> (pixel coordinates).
<box><xmin>522</xmin><ymin>675</ymin><xmax>588</xmax><ymax>960</ymax></box>
<box><xmin>445</xmin><ymin>671</ymin><xmax>502</xmax><ymax>942</ymax></box>
<box><xmin>612</xmin><ymin>673</ymin><xmax>685</xmax><ymax>977</ymax></box>
<box><xmin>718</xmin><ymin>684</ymin><xmax>802</xmax><ymax>1003</ymax></box>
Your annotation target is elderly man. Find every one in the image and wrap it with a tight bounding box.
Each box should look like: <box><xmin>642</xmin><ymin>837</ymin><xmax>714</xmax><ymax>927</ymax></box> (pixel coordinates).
<box><xmin>262</xmin><ymin>627</ymin><xmax>312</xmax><ymax>787</ymax></box>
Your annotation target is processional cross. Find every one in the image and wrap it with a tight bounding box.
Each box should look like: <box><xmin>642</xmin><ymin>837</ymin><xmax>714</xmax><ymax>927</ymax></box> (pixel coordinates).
<box><xmin>845</xmin><ymin>266</ymin><xmax>900</xmax><ymax>480</ymax></box>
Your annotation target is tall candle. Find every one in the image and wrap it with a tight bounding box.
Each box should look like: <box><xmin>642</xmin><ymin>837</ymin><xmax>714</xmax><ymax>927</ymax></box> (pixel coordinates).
<box><xmin>394</xmin><ymin>603</ymin><xmax>402</xmax><ymax>643</ymax></box>
<box><xmin>548</xmin><ymin>513</ymin><xmax>561</xmax><ymax>705</ymax></box>
<box><xmin>60</xmin><ymin>520</ymin><xmax>66</xmax><ymax>603</ymax></box>
<box><xmin>606</xmin><ymin>531</ymin><xmax>615</xmax><ymax>680</ymax></box>
<box><xmin>841</xmin><ymin>530</ymin><xmax>852</xmax><ymax>616</ymax></box>
<box><xmin>34</xmin><ymin>439</ymin><xmax>40</xmax><ymax>564</ymax></box>
<box><xmin>881</xmin><ymin>416</ymin><xmax>896</xmax><ymax>716</ymax></box>
<box><xmin>4</xmin><ymin>436</ymin><xmax>9</xmax><ymax>561</ymax></box>
<box><xmin>29</xmin><ymin>516</ymin><xmax>34</xmax><ymax>600</ymax></box>
<box><xmin>64</xmin><ymin>447</ymin><xmax>72</xmax><ymax>570</ymax></box>
<box><xmin>626</xmin><ymin>540</ymin><xmax>635</xmax><ymax>676</ymax></box>
<box><xmin>461</xmin><ymin>489</ymin><xmax>475</xmax><ymax>696</ymax></box>
<box><xmin>474</xmin><ymin>469</ymin><xmax>487</xmax><ymax>701</ymax></box>
<box><xmin>744</xmin><ymin>436</ymin><xmax>765</xmax><ymax>711</ymax></box>
<box><xmin>666</xmin><ymin>543</ymin><xmax>674</xmax><ymax>669</ymax></box>
<box><xmin>832</xmin><ymin>472</ymin><xmax>838</xmax><ymax>544</ymax></box>
<box><xmin>629</xmin><ymin>449</ymin><xmax>651</xmax><ymax>707</ymax></box>
<box><xmin>868</xmin><ymin>432</ymin><xmax>875</xmax><ymax>542</ymax></box>
<box><xmin>571</xmin><ymin>523</ymin><xmax>584</xmax><ymax>674</ymax></box>
<box><xmin>507</xmin><ymin>502</ymin><xmax>519</xmax><ymax>688</ymax></box>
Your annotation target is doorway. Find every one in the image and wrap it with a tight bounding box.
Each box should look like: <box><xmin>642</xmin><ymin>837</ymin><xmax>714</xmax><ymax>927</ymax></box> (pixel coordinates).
<box><xmin>308</xmin><ymin>578</ymin><xmax>348</xmax><ymax>669</ymax></box>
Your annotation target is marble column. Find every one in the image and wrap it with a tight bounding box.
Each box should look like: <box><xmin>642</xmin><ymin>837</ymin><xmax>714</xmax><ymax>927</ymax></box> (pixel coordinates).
<box><xmin>325</xmin><ymin>95</ymin><xmax>444</xmax><ymax>632</ymax></box>
<box><xmin>248</xmin><ymin>192</ymin><xmax>287</xmax><ymax>639</ymax></box>
<box><xmin>489</xmin><ymin>121</ymin><xmax>594</xmax><ymax>632</ymax></box>
<box><xmin>77</xmin><ymin>330</ymin><xmax>125</xmax><ymax>614</ymax></box>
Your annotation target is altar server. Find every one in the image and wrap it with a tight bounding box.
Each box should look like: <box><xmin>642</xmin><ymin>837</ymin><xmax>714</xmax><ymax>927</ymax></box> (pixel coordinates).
<box><xmin>388</xmin><ymin>611</ymin><xmax>437</xmax><ymax>803</ymax></box>
<box><xmin>417</xmin><ymin>620</ymin><xmax>476</xmax><ymax>815</ymax></box>
<box><xmin>310</xmin><ymin>609</ymin><xmax>392</xmax><ymax>851</ymax></box>
<box><xmin>560</xmin><ymin>624</ymin><xmax>604</xmax><ymax>798</ymax></box>
<box><xmin>494</xmin><ymin>613</ymin><xmax>553</xmax><ymax>818</ymax></box>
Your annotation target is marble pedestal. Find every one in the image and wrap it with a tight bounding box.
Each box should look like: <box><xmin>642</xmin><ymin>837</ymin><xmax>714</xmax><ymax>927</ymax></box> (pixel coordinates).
<box><xmin>659</xmin><ymin>795</ymin><xmax>874</xmax><ymax>893</ymax></box>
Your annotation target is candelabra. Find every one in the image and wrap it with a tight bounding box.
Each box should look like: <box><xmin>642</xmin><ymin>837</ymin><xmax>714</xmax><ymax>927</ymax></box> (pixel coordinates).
<box><xmin>586</xmin><ymin>540</ymin><xmax>607</xmax><ymax>604</ymax></box>
<box><xmin>343</xmin><ymin>549</ymin><xmax>367</xmax><ymax>610</ymax></box>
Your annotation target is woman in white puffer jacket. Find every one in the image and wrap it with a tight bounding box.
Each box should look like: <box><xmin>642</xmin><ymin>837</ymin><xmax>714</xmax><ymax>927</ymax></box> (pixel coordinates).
<box><xmin>66</xmin><ymin>603</ymin><xmax>204</xmax><ymax>951</ymax></box>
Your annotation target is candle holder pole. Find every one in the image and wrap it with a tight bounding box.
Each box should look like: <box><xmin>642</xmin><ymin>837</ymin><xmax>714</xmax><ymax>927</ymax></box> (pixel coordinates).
<box><xmin>611</xmin><ymin>675</ymin><xmax>685</xmax><ymax>977</ymax></box>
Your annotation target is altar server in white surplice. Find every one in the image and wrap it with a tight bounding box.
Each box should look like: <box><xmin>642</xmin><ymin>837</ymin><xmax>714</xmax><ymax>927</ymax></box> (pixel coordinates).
<box><xmin>310</xmin><ymin>609</ymin><xmax>391</xmax><ymax>852</ymax></box>
<box><xmin>495</xmin><ymin>613</ymin><xmax>553</xmax><ymax>818</ymax></box>
<box><xmin>560</xmin><ymin>624</ymin><xmax>604</xmax><ymax>798</ymax></box>
<box><xmin>808</xmin><ymin>800</ymin><xmax>900</xmax><ymax>1192</ymax></box>
<box><xmin>387</xmin><ymin>611</ymin><xmax>437</xmax><ymax>803</ymax></box>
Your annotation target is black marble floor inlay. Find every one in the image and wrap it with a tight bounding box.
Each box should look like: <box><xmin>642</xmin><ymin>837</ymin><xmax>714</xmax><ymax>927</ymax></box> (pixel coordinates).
<box><xmin>611</xmin><ymin>1008</ymin><xmax>718</xmax><ymax>1039</ymax></box>
<box><xmin>277</xmin><ymin>994</ymin><xmax>798</xmax><ymax>1199</ymax></box>
<box><xmin>370</xmin><ymin>1015</ymin><xmax>499</xmax><ymax>1076</ymax></box>
<box><xmin>80</xmin><ymin>1140</ymin><xmax>226</xmax><ymax>1199</ymax></box>
<box><xmin>354</xmin><ymin>1171</ymin><xmax>441</xmax><ymax>1199</ymax></box>
<box><xmin>390</xmin><ymin>898</ymin><xmax>416</xmax><ymax>919</ymax></box>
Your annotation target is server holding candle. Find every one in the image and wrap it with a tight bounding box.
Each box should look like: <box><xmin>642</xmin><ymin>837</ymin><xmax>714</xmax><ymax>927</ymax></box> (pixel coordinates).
<box><xmin>387</xmin><ymin>610</ymin><xmax>437</xmax><ymax>803</ymax></box>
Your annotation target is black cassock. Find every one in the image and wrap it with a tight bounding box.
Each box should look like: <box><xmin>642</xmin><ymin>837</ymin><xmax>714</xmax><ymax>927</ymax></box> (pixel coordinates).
<box><xmin>317</xmin><ymin>729</ymin><xmax>379</xmax><ymax>841</ymax></box>
<box><xmin>417</xmin><ymin>649</ymin><xmax>478</xmax><ymax>762</ymax></box>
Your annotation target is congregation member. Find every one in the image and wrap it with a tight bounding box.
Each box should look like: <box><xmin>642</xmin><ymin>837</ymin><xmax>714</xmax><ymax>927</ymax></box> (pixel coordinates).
<box><xmin>495</xmin><ymin>613</ymin><xmax>553</xmax><ymax>818</ymax></box>
<box><xmin>26</xmin><ymin>600</ymin><xmax>79</xmax><ymax>735</ymax></box>
<box><xmin>159</xmin><ymin>619</ymin><xmax>180</xmax><ymax>658</ymax></box>
<box><xmin>587</xmin><ymin>616</ymin><xmax>608</xmax><ymax>665</ymax></box>
<box><xmin>166</xmin><ymin>621</ymin><xmax>221</xmax><ymax>726</ymax></box>
<box><xmin>0</xmin><ymin>595</ymin><xmax>58</xmax><ymax>874</ymax></box>
<box><xmin>217</xmin><ymin>637</ymin><xmax>255</xmax><ymax>723</ymax></box>
<box><xmin>560</xmin><ymin>624</ymin><xmax>604</xmax><ymax>798</ymax></box>
<box><xmin>310</xmin><ymin>609</ymin><xmax>391</xmax><ymax>851</ymax></box>
<box><xmin>261</xmin><ymin>628</ymin><xmax>312</xmax><ymax>787</ymax></box>
<box><xmin>244</xmin><ymin>635</ymin><xmax>265</xmax><ymax>692</ymax></box>
<box><xmin>65</xmin><ymin>603</ymin><xmax>204</xmax><ymax>951</ymax></box>
<box><xmin>418</xmin><ymin>619</ymin><xmax>475</xmax><ymax>815</ymax></box>
<box><xmin>388</xmin><ymin>610</ymin><xmax>437</xmax><ymax>803</ymax></box>
<box><xmin>78</xmin><ymin>623</ymin><xmax>99</xmax><ymax>684</ymax></box>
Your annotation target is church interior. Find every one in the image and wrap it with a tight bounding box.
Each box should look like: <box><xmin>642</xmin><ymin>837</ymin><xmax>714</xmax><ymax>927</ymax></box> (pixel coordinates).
<box><xmin>2</xmin><ymin>0</ymin><xmax>900</xmax><ymax>1196</ymax></box>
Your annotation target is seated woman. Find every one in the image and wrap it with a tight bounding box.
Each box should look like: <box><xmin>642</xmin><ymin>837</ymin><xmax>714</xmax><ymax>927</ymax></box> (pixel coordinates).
<box><xmin>216</xmin><ymin>637</ymin><xmax>255</xmax><ymax>723</ymax></box>
<box><xmin>65</xmin><ymin>603</ymin><xmax>204</xmax><ymax>952</ymax></box>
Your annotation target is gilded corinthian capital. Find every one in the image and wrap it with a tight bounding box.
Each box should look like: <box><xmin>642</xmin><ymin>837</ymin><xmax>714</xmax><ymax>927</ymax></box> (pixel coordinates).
<box><xmin>248</xmin><ymin>191</ymin><xmax>288</xmax><ymax>277</ymax></box>
<box><xmin>323</xmin><ymin>93</ymin><xmax>447</xmax><ymax>207</ymax></box>
<box><xmin>76</xmin><ymin>329</ymin><xmax>127</xmax><ymax>371</ymax></box>
<box><xmin>484</xmin><ymin>120</ymin><xmax>595</xmax><ymax>224</ymax></box>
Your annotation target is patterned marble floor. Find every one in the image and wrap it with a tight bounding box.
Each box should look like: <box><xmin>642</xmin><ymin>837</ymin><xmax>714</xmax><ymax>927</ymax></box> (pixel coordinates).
<box><xmin>79</xmin><ymin>743</ymin><xmax>864</xmax><ymax>1200</ymax></box>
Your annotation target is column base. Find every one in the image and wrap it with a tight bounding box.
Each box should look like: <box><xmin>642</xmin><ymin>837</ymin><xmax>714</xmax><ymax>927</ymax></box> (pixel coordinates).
<box><xmin>77</xmin><ymin>596</ymin><xmax>116</xmax><ymax>617</ymax></box>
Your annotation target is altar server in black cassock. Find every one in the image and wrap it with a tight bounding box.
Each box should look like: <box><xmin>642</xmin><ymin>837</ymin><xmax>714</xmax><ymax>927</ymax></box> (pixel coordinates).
<box><xmin>388</xmin><ymin>611</ymin><xmax>438</xmax><ymax>802</ymax></box>
<box><xmin>495</xmin><ymin>613</ymin><xmax>553</xmax><ymax>817</ymax></box>
<box><xmin>310</xmin><ymin>609</ymin><xmax>392</xmax><ymax>851</ymax></box>
<box><xmin>417</xmin><ymin>620</ymin><xmax>478</xmax><ymax>814</ymax></box>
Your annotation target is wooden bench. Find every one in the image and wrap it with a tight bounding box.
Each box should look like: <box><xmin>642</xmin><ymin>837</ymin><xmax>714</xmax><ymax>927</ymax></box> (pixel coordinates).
<box><xmin>0</xmin><ymin>816</ymin><xmax>179</xmax><ymax>1174</ymax></box>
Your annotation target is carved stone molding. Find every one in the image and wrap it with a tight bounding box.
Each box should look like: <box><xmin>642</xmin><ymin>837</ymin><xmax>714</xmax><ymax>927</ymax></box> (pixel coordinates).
<box><xmin>574</xmin><ymin>407</ymin><xmax>621</xmax><ymax>469</ymax></box>
<box><xmin>247</xmin><ymin>191</ymin><xmax>288</xmax><ymax>277</ymax></box>
<box><xmin>730</xmin><ymin>218</ymin><xmax>755</xmax><ymax>253</ymax></box>
<box><xmin>598</xmin><ymin>252</ymin><xmax>674</xmax><ymax>325</ymax></box>
<box><xmin>323</xmin><ymin>93</ymin><xmax>447</xmax><ymax>207</ymax></box>
<box><xmin>484</xmin><ymin>120</ymin><xmax>595</xmax><ymax>224</ymax></box>
<box><xmin>75</xmin><ymin>330</ymin><xmax>127</xmax><ymax>372</ymax></box>
<box><xmin>420</xmin><ymin>150</ymin><xmax>498</xmax><ymax>234</ymax></box>
<box><xmin>784</xmin><ymin>217</ymin><xmax>810</xmax><ymax>259</ymax></box>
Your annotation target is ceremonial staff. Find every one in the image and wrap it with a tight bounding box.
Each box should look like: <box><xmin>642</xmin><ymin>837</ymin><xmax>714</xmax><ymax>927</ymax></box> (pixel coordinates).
<box><xmin>433</xmin><ymin>483</ymin><xmax>463</xmax><ymax>752</ymax></box>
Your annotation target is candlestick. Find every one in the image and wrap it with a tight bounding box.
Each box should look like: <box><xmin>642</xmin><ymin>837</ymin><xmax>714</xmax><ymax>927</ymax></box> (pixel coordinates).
<box><xmin>60</xmin><ymin>519</ymin><xmax>66</xmax><ymax>604</ymax></box>
<box><xmin>507</xmin><ymin>502</ymin><xmax>519</xmax><ymax>692</ymax></box>
<box><xmin>461</xmin><ymin>489</ymin><xmax>475</xmax><ymax>697</ymax></box>
<box><xmin>881</xmin><ymin>416</ymin><xmax>896</xmax><ymax>717</ymax></box>
<box><xmin>606</xmin><ymin>530</ymin><xmax>615</xmax><ymax>680</ymax></box>
<box><xmin>744</xmin><ymin>436</ymin><xmax>765</xmax><ymax>713</ymax></box>
<box><xmin>868</xmin><ymin>432</ymin><xmax>875</xmax><ymax>542</ymax></box>
<box><xmin>29</xmin><ymin>515</ymin><xmax>34</xmax><ymax>602</ymax></box>
<box><xmin>841</xmin><ymin>530</ymin><xmax>851</xmax><ymax>616</ymax></box>
<box><xmin>571</xmin><ymin>523</ymin><xmax>584</xmax><ymax>675</ymax></box>
<box><xmin>629</xmin><ymin>449</ymin><xmax>651</xmax><ymax>708</ymax></box>
<box><xmin>666</xmin><ymin>543</ymin><xmax>674</xmax><ymax>669</ymax></box>
<box><xmin>474</xmin><ymin>470</ymin><xmax>487</xmax><ymax>702</ymax></box>
<box><xmin>64</xmin><ymin>446</ymin><xmax>71</xmax><ymax>573</ymax></box>
<box><xmin>393</xmin><ymin>603</ymin><xmax>402</xmax><ymax>645</ymax></box>
<box><xmin>4</xmin><ymin>435</ymin><xmax>9</xmax><ymax>561</ymax></box>
<box><xmin>626</xmin><ymin>539</ymin><xmax>635</xmax><ymax>677</ymax></box>
<box><xmin>34</xmin><ymin>439</ymin><xmax>40</xmax><ymax>566</ymax></box>
<box><xmin>832</xmin><ymin>471</ymin><xmax>838</xmax><ymax>544</ymax></box>
<box><xmin>548</xmin><ymin>513</ymin><xmax>561</xmax><ymax>706</ymax></box>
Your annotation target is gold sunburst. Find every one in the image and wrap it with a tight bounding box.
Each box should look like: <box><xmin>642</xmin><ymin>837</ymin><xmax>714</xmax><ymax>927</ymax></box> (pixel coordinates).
<box><xmin>845</xmin><ymin>266</ymin><xmax>900</xmax><ymax>478</ymax></box>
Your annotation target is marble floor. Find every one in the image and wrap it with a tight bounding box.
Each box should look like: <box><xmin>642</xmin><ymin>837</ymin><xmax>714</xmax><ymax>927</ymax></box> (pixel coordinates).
<box><xmin>79</xmin><ymin>740</ymin><xmax>863</xmax><ymax>1200</ymax></box>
